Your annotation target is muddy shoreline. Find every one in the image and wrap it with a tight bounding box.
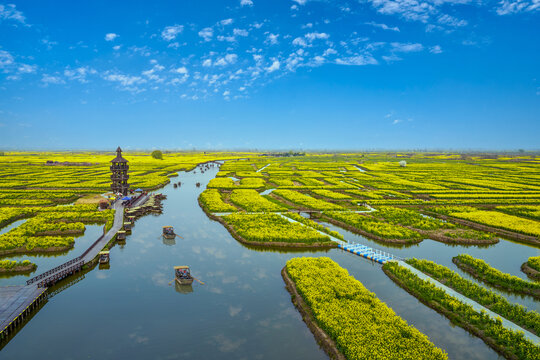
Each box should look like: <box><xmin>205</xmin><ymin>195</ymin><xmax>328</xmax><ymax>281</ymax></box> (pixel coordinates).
<box><xmin>281</xmin><ymin>267</ymin><xmax>346</xmax><ymax>360</ymax></box>
<box><xmin>452</xmin><ymin>257</ymin><xmax>540</xmax><ymax>300</ymax></box>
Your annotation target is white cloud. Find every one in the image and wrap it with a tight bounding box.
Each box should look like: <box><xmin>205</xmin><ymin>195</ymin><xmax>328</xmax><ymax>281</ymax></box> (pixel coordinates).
<box><xmin>293</xmin><ymin>0</ymin><xmax>308</xmax><ymax>5</ymax></box>
<box><xmin>172</xmin><ymin>66</ymin><xmax>188</xmax><ymax>74</ymax></box>
<box><xmin>202</xmin><ymin>59</ymin><xmax>212</xmax><ymax>67</ymax></box>
<box><xmin>220</xmin><ymin>18</ymin><xmax>234</xmax><ymax>26</ymax></box>
<box><xmin>0</xmin><ymin>4</ymin><xmax>27</xmax><ymax>25</ymax></box>
<box><xmin>323</xmin><ymin>48</ymin><xmax>337</xmax><ymax>56</ymax></box>
<box><xmin>64</xmin><ymin>66</ymin><xmax>96</xmax><ymax>83</ymax></box>
<box><xmin>266</xmin><ymin>60</ymin><xmax>280</xmax><ymax>72</ymax></box>
<box><xmin>437</xmin><ymin>14</ymin><xmax>467</xmax><ymax>27</ymax></box>
<box><xmin>223</xmin><ymin>90</ymin><xmax>230</xmax><ymax>96</ymax></box>
<box><xmin>390</xmin><ymin>42</ymin><xmax>424</xmax><ymax>52</ymax></box>
<box><xmin>142</xmin><ymin>64</ymin><xmax>165</xmax><ymax>82</ymax></box>
<box><xmin>161</xmin><ymin>25</ymin><xmax>184</xmax><ymax>41</ymax></box>
<box><xmin>104</xmin><ymin>73</ymin><xmax>146</xmax><ymax>87</ymax></box>
<box><xmin>335</xmin><ymin>55</ymin><xmax>378</xmax><ymax>66</ymax></box>
<box><xmin>496</xmin><ymin>0</ymin><xmax>539</xmax><ymax>15</ymax></box>
<box><xmin>41</xmin><ymin>74</ymin><xmax>65</xmax><ymax>85</ymax></box>
<box><xmin>40</xmin><ymin>38</ymin><xmax>58</xmax><ymax>50</ymax></box>
<box><xmin>368</xmin><ymin>0</ymin><xmax>435</xmax><ymax>23</ymax></box>
<box><xmin>292</xmin><ymin>37</ymin><xmax>308</xmax><ymax>47</ymax></box>
<box><xmin>17</xmin><ymin>64</ymin><xmax>36</xmax><ymax>73</ymax></box>
<box><xmin>392</xmin><ymin>119</ymin><xmax>402</xmax><ymax>124</ymax></box>
<box><xmin>214</xmin><ymin>54</ymin><xmax>238</xmax><ymax>66</ymax></box>
<box><xmin>240</xmin><ymin>0</ymin><xmax>254</xmax><ymax>6</ymax></box>
<box><xmin>113</xmin><ymin>45</ymin><xmax>121</xmax><ymax>51</ymax></box>
<box><xmin>382</xmin><ymin>54</ymin><xmax>403</xmax><ymax>62</ymax></box>
<box><xmin>266</xmin><ymin>33</ymin><xmax>279</xmax><ymax>45</ymax></box>
<box><xmin>365</xmin><ymin>22</ymin><xmax>400</xmax><ymax>32</ymax></box>
<box><xmin>305</xmin><ymin>32</ymin><xmax>330</xmax><ymax>41</ymax></box>
<box><xmin>430</xmin><ymin>45</ymin><xmax>443</xmax><ymax>54</ymax></box>
<box><xmin>0</xmin><ymin>50</ymin><xmax>14</xmax><ymax>68</ymax></box>
<box><xmin>105</xmin><ymin>33</ymin><xmax>119</xmax><ymax>41</ymax></box>
<box><xmin>199</xmin><ymin>27</ymin><xmax>214</xmax><ymax>41</ymax></box>
<box><xmin>218</xmin><ymin>35</ymin><xmax>236</xmax><ymax>42</ymax></box>
<box><xmin>233</xmin><ymin>28</ymin><xmax>249</xmax><ymax>36</ymax></box>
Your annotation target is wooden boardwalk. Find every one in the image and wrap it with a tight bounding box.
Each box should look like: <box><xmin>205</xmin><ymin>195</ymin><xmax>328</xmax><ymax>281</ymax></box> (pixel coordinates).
<box><xmin>0</xmin><ymin>285</ymin><xmax>47</xmax><ymax>339</ymax></box>
<box><xmin>0</xmin><ymin>194</ymin><xmax>150</xmax><ymax>340</ymax></box>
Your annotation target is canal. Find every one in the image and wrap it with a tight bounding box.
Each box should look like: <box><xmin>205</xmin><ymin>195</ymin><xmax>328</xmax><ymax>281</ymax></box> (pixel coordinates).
<box><xmin>1</xmin><ymin>165</ymin><xmax>536</xmax><ymax>359</ymax></box>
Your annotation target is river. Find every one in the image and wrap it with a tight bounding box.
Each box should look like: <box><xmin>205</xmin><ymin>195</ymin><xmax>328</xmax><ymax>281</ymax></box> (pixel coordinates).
<box><xmin>1</xmin><ymin>165</ymin><xmax>537</xmax><ymax>359</ymax></box>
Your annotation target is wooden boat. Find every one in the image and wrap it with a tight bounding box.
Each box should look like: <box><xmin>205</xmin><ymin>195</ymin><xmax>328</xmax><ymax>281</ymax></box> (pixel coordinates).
<box><xmin>175</xmin><ymin>266</ymin><xmax>194</xmax><ymax>285</ymax></box>
<box><xmin>117</xmin><ymin>230</ymin><xmax>126</xmax><ymax>241</ymax></box>
<box><xmin>162</xmin><ymin>226</ymin><xmax>176</xmax><ymax>239</ymax></box>
<box><xmin>98</xmin><ymin>251</ymin><xmax>110</xmax><ymax>264</ymax></box>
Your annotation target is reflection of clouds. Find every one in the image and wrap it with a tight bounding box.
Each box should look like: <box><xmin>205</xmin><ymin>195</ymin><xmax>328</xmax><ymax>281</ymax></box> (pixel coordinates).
<box><xmin>151</xmin><ymin>271</ymin><xmax>169</xmax><ymax>287</ymax></box>
<box><xmin>209</xmin><ymin>286</ymin><xmax>223</xmax><ymax>294</ymax></box>
<box><xmin>257</xmin><ymin>303</ymin><xmax>299</xmax><ymax>330</ymax></box>
<box><xmin>212</xmin><ymin>333</ymin><xmax>246</xmax><ymax>353</ymax></box>
<box><xmin>228</xmin><ymin>305</ymin><xmax>242</xmax><ymax>317</ymax></box>
<box><xmin>95</xmin><ymin>272</ymin><xmax>108</xmax><ymax>279</ymax></box>
<box><xmin>192</xmin><ymin>245</ymin><xmax>201</xmax><ymax>254</ymax></box>
<box><xmin>222</xmin><ymin>275</ymin><xmax>238</xmax><ymax>284</ymax></box>
<box><xmin>204</xmin><ymin>247</ymin><xmax>226</xmax><ymax>259</ymax></box>
<box><xmin>241</xmin><ymin>252</ymin><xmax>251</xmax><ymax>259</ymax></box>
<box><xmin>128</xmin><ymin>330</ymin><xmax>150</xmax><ymax>344</ymax></box>
<box><xmin>253</xmin><ymin>268</ymin><xmax>268</xmax><ymax>280</ymax></box>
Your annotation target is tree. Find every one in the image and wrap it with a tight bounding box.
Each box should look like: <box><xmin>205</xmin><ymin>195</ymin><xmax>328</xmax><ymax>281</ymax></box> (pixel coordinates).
<box><xmin>0</xmin><ymin>151</ymin><xmax>4</xmax><ymax>156</ymax></box>
<box><xmin>151</xmin><ymin>150</ymin><xmax>163</xmax><ymax>160</ymax></box>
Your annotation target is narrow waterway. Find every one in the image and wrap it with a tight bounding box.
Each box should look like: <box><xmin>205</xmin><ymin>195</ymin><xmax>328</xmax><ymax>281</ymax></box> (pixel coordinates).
<box><xmin>1</xmin><ymin>165</ymin><xmax>531</xmax><ymax>359</ymax></box>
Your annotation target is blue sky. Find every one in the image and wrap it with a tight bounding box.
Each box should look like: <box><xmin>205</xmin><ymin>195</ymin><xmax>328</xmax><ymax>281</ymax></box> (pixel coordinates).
<box><xmin>0</xmin><ymin>0</ymin><xmax>538</xmax><ymax>151</ymax></box>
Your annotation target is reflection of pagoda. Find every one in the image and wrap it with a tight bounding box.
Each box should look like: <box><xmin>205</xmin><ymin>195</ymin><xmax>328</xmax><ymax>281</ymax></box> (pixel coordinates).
<box><xmin>110</xmin><ymin>147</ymin><xmax>129</xmax><ymax>195</ymax></box>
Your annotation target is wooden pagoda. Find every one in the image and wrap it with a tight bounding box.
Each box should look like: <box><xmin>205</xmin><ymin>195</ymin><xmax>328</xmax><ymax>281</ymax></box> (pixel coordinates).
<box><xmin>110</xmin><ymin>146</ymin><xmax>129</xmax><ymax>195</ymax></box>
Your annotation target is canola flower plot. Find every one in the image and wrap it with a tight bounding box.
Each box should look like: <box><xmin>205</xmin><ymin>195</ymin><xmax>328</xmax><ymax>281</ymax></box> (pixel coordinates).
<box><xmin>383</xmin><ymin>261</ymin><xmax>540</xmax><ymax>360</ymax></box>
<box><xmin>229</xmin><ymin>189</ymin><xmax>286</xmax><ymax>212</ymax></box>
<box><xmin>522</xmin><ymin>256</ymin><xmax>540</xmax><ymax>281</ymax></box>
<box><xmin>448</xmin><ymin>210</ymin><xmax>540</xmax><ymax>237</ymax></box>
<box><xmin>273</xmin><ymin>189</ymin><xmax>344</xmax><ymax>210</ymax></box>
<box><xmin>406</xmin><ymin>258</ymin><xmax>540</xmax><ymax>335</ymax></box>
<box><xmin>496</xmin><ymin>205</ymin><xmax>540</xmax><ymax>221</ymax></box>
<box><xmin>285</xmin><ymin>257</ymin><xmax>448</xmax><ymax>360</ymax></box>
<box><xmin>452</xmin><ymin>254</ymin><xmax>540</xmax><ymax>299</ymax></box>
<box><xmin>528</xmin><ymin>256</ymin><xmax>540</xmax><ymax>272</ymax></box>
<box><xmin>0</xmin><ymin>205</ymin><xmax>115</xmax><ymax>254</ymax></box>
<box><xmin>221</xmin><ymin>213</ymin><xmax>334</xmax><ymax>246</ymax></box>
<box><xmin>311</xmin><ymin>189</ymin><xmax>352</xmax><ymax>199</ymax></box>
<box><xmin>199</xmin><ymin>189</ymin><xmax>238</xmax><ymax>212</ymax></box>
<box><xmin>324</xmin><ymin>211</ymin><xmax>422</xmax><ymax>243</ymax></box>
<box><xmin>282</xmin><ymin>212</ymin><xmax>344</xmax><ymax>240</ymax></box>
<box><xmin>0</xmin><ymin>259</ymin><xmax>37</xmax><ymax>273</ymax></box>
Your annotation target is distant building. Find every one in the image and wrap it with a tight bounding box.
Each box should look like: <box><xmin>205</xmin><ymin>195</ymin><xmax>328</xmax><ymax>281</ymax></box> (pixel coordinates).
<box><xmin>111</xmin><ymin>147</ymin><xmax>129</xmax><ymax>195</ymax></box>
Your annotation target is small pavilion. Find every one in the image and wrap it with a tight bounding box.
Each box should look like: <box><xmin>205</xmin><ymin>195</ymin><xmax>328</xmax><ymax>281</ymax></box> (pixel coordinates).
<box><xmin>110</xmin><ymin>147</ymin><xmax>129</xmax><ymax>195</ymax></box>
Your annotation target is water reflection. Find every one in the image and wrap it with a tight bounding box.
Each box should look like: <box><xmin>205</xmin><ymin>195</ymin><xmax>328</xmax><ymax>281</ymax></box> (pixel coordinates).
<box><xmin>0</xmin><ymin>165</ymin><xmax>510</xmax><ymax>360</ymax></box>
<box><xmin>175</xmin><ymin>282</ymin><xmax>194</xmax><ymax>294</ymax></box>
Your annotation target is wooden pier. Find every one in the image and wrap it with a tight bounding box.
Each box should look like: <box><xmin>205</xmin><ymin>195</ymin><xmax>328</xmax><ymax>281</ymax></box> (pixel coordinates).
<box><xmin>0</xmin><ymin>199</ymin><xmax>133</xmax><ymax>342</ymax></box>
<box><xmin>0</xmin><ymin>285</ymin><xmax>47</xmax><ymax>340</ymax></box>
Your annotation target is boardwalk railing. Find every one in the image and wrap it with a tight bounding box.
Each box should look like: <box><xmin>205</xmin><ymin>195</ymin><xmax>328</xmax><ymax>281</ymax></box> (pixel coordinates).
<box><xmin>80</xmin><ymin>234</ymin><xmax>105</xmax><ymax>259</ymax></box>
<box><xmin>26</xmin><ymin>257</ymin><xmax>83</xmax><ymax>286</ymax></box>
<box><xmin>35</xmin><ymin>260</ymin><xmax>85</xmax><ymax>288</ymax></box>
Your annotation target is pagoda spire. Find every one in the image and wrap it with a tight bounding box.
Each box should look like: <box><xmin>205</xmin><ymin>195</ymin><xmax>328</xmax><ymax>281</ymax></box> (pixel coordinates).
<box><xmin>110</xmin><ymin>146</ymin><xmax>129</xmax><ymax>195</ymax></box>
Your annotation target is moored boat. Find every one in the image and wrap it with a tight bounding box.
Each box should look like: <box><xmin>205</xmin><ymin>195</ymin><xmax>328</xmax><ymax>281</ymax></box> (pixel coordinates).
<box><xmin>98</xmin><ymin>251</ymin><xmax>110</xmax><ymax>264</ymax></box>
